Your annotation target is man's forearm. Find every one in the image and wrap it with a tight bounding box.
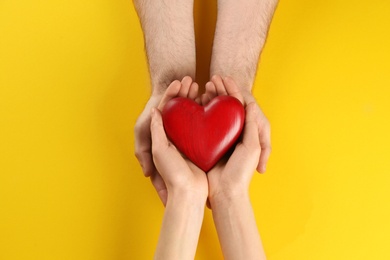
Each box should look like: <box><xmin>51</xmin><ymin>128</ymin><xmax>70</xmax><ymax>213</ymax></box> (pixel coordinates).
<box><xmin>210</xmin><ymin>0</ymin><xmax>278</xmax><ymax>90</ymax></box>
<box><xmin>210</xmin><ymin>192</ymin><xmax>266</xmax><ymax>260</ymax></box>
<box><xmin>133</xmin><ymin>0</ymin><xmax>196</xmax><ymax>94</ymax></box>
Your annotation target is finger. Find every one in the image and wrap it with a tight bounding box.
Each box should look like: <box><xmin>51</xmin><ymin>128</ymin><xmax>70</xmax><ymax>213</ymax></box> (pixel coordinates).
<box><xmin>205</xmin><ymin>81</ymin><xmax>217</xmax><ymax>101</ymax></box>
<box><xmin>257</xmin><ymin>119</ymin><xmax>271</xmax><ymax>173</ymax></box>
<box><xmin>188</xmin><ymin>82</ymin><xmax>199</xmax><ymax>100</ymax></box>
<box><xmin>179</xmin><ymin>76</ymin><xmax>193</xmax><ymax>97</ymax></box>
<box><xmin>211</xmin><ymin>75</ymin><xmax>228</xmax><ymax>96</ymax></box>
<box><xmin>157</xmin><ymin>80</ymin><xmax>181</xmax><ymax>110</ymax></box>
<box><xmin>223</xmin><ymin>76</ymin><xmax>245</xmax><ymax>104</ymax></box>
<box><xmin>134</xmin><ymin>119</ymin><xmax>154</xmax><ymax>177</ymax></box>
<box><xmin>258</xmin><ymin>146</ymin><xmax>271</xmax><ymax>173</ymax></box>
<box><xmin>201</xmin><ymin>93</ymin><xmax>211</xmax><ymax>106</ymax></box>
<box><xmin>195</xmin><ymin>97</ymin><xmax>201</xmax><ymax>104</ymax></box>
<box><xmin>134</xmin><ymin>148</ymin><xmax>155</xmax><ymax>177</ymax></box>
<box><xmin>150</xmin><ymin>108</ymin><xmax>169</xmax><ymax>151</ymax></box>
<box><xmin>242</xmin><ymin>103</ymin><xmax>261</xmax><ymax>152</ymax></box>
<box><xmin>150</xmin><ymin>170</ymin><xmax>168</xmax><ymax>206</ymax></box>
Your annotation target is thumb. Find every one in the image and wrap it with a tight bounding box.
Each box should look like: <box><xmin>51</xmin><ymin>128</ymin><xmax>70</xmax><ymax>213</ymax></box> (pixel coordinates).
<box><xmin>150</xmin><ymin>108</ymin><xmax>169</xmax><ymax>151</ymax></box>
<box><xmin>242</xmin><ymin>103</ymin><xmax>260</xmax><ymax>150</ymax></box>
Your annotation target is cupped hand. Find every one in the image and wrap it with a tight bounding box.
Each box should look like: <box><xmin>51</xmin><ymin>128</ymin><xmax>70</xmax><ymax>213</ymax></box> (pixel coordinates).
<box><xmin>207</xmin><ymin>102</ymin><xmax>261</xmax><ymax>203</ymax></box>
<box><xmin>202</xmin><ymin>75</ymin><xmax>271</xmax><ymax>173</ymax></box>
<box><xmin>150</xmin><ymin>105</ymin><xmax>208</xmax><ymax>205</ymax></box>
<box><xmin>135</xmin><ymin>76</ymin><xmax>201</xmax><ymax>205</ymax></box>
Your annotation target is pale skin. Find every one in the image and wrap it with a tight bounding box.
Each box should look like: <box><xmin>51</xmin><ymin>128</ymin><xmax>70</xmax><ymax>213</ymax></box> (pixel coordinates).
<box><xmin>133</xmin><ymin>0</ymin><xmax>277</xmax><ymax>258</ymax></box>
<box><xmin>133</xmin><ymin>0</ymin><xmax>278</xmax><ymax>205</ymax></box>
<box><xmin>151</xmin><ymin>82</ymin><xmax>207</xmax><ymax>260</ymax></box>
<box><xmin>151</xmin><ymin>78</ymin><xmax>265</xmax><ymax>260</ymax></box>
<box><xmin>204</xmin><ymin>78</ymin><xmax>266</xmax><ymax>260</ymax></box>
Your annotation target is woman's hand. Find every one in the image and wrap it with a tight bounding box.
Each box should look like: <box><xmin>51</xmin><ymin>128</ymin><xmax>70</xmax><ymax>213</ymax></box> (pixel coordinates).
<box><xmin>202</xmin><ymin>75</ymin><xmax>271</xmax><ymax>173</ymax></box>
<box><xmin>207</xmin><ymin>102</ymin><xmax>261</xmax><ymax>205</ymax></box>
<box><xmin>150</xmin><ymin>105</ymin><xmax>208</xmax><ymax>203</ymax></box>
<box><xmin>199</xmin><ymin>75</ymin><xmax>260</xmax><ymax>201</ymax></box>
<box><xmin>137</xmin><ymin>76</ymin><xmax>202</xmax><ymax>205</ymax></box>
<box><xmin>150</xmin><ymin>78</ymin><xmax>208</xmax><ymax>260</ymax></box>
<box><xmin>202</xmin><ymin>76</ymin><xmax>266</xmax><ymax>260</ymax></box>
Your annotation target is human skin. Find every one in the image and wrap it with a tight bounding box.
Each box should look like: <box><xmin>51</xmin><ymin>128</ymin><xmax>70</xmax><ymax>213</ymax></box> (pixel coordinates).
<box><xmin>152</xmin><ymin>78</ymin><xmax>265</xmax><ymax>259</ymax></box>
<box><xmin>209</xmin><ymin>0</ymin><xmax>278</xmax><ymax>172</ymax></box>
<box><xmin>133</xmin><ymin>0</ymin><xmax>197</xmax><ymax>204</ymax></box>
<box><xmin>152</xmin><ymin>77</ymin><xmax>199</xmax><ymax>205</ymax></box>
<box><xmin>133</xmin><ymin>0</ymin><xmax>277</xmax><ymax>204</ymax></box>
<box><xmin>150</xmin><ymin>81</ymin><xmax>207</xmax><ymax>260</ymax></box>
<box><xmin>204</xmin><ymin>78</ymin><xmax>266</xmax><ymax>260</ymax></box>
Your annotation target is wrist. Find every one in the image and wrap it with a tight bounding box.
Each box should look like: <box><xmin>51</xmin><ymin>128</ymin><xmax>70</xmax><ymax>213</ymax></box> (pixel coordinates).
<box><xmin>241</xmin><ymin>89</ymin><xmax>256</xmax><ymax>103</ymax></box>
<box><xmin>149</xmin><ymin>92</ymin><xmax>163</xmax><ymax>103</ymax></box>
<box><xmin>152</xmin><ymin>83</ymin><xmax>168</xmax><ymax>97</ymax></box>
<box><xmin>165</xmin><ymin>191</ymin><xmax>206</xmax><ymax>222</ymax></box>
<box><xmin>152</xmin><ymin>71</ymin><xmax>195</xmax><ymax>97</ymax></box>
<box><xmin>168</xmin><ymin>188</ymin><xmax>208</xmax><ymax>208</ymax></box>
<box><xmin>209</xmin><ymin>187</ymin><xmax>249</xmax><ymax>209</ymax></box>
<box><xmin>142</xmin><ymin>94</ymin><xmax>163</xmax><ymax>115</ymax></box>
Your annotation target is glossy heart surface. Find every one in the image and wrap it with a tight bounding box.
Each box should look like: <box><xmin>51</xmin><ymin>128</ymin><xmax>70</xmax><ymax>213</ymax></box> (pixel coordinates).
<box><xmin>161</xmin><ymin>96</ymin><xmax>245</xmax><ymax>172</ymax></box>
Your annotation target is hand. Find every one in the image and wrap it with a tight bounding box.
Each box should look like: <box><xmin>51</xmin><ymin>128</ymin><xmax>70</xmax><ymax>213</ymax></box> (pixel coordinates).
<box><xmin>151</xmin><ymin>87</ymin><xmax>208</xmax><ymax>260</ymax></box>
<box><xmin>207</xmin><ymin>101</ymin><xmax>261</xmax><ymax>203</ymax></box>
<box><xmin>135</xmin><ymin>76</ymin><xmax>201</xmax><ymax>205</ymax></box>
<box><xmin>205</xmin><ymin>100</ymin><xmax>265</xmax><ymax>260</ymax></box>
<box><xmin>150</xmin><ymin>102</ymin><xmax>208</xmax><ymax>204</ymax></box>
<box><xmin>202</xmin><ymin>75</ymin><xmax>271</xmax><ymax>173</ymax></box>
<box><xmin>199</xmin><ymin>76</ymin><xmax>261</xmax><ymax>202</ymax></box>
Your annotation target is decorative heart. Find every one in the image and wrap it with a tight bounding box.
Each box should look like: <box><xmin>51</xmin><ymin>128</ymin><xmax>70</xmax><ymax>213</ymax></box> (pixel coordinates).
<box><xmin>161</xmin><ymin>96</ymin><xmax>245</xmax><ymax>172</ymax></box>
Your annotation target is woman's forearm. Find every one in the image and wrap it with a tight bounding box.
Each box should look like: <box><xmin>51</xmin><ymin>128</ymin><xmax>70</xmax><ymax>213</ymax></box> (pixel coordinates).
<box><xmin>155</xmin><ymin>192</ymin><xmax>205</xmax><ymax>260</ymax></box>
<box><xmin>210</xmin><ymin>191</ymin><xmax>266</xmax><ymax>260</ymax></box>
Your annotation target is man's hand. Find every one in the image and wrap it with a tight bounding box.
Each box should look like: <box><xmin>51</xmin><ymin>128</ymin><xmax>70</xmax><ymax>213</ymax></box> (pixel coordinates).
<box><xmin>134</xmin><ymin>76</ymin><xmax>199</xmax><ymax>205</ymax></box>
<box><xmin>202</xmin><ymin>75</ymin><xmax>271</xmax><ymax>173</ymax></box>
<box><xmin>134</xmin><ymin>94</ymin><xmax>162</xmax><ymax>178</ymax></box>
<box><xmin>240</xmin><ymin>88</ymin><xmax>271</xmax><ymax>173</ymax></box>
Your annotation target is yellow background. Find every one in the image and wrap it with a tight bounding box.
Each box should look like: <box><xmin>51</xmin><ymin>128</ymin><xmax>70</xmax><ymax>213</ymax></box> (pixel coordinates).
<box><xmin>1</xmin><ymin>0</ymin><xmax>390</xmax><ymax>259</ymax></box>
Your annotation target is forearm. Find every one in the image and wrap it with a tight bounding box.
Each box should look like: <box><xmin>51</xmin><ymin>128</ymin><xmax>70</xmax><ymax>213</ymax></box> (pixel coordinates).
<box><xmin>155</xmin><ymin>193</ymin><xmax>205</xmax><ymax>260</ymax></box>
<box><xmin>133</xmin><ymin>0</ymin><xmax>196</xmax><ymax>94</ymax></box>
<box><xmin>210</xmin><ymin>191</ymin><xmax>265</xmax><ymax>260</ymax></box>
<box><xmin>210</xmin><ymin>0</ymin><xmax>278</xmax><ymax>91</ymax></box>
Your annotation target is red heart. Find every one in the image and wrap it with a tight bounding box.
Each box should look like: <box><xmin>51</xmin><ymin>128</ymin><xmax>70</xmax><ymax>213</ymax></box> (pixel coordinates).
<box><xmin>161</xmin><ymin>96</ymin><xmax>245</xmax><ymax>172</ymax></box>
